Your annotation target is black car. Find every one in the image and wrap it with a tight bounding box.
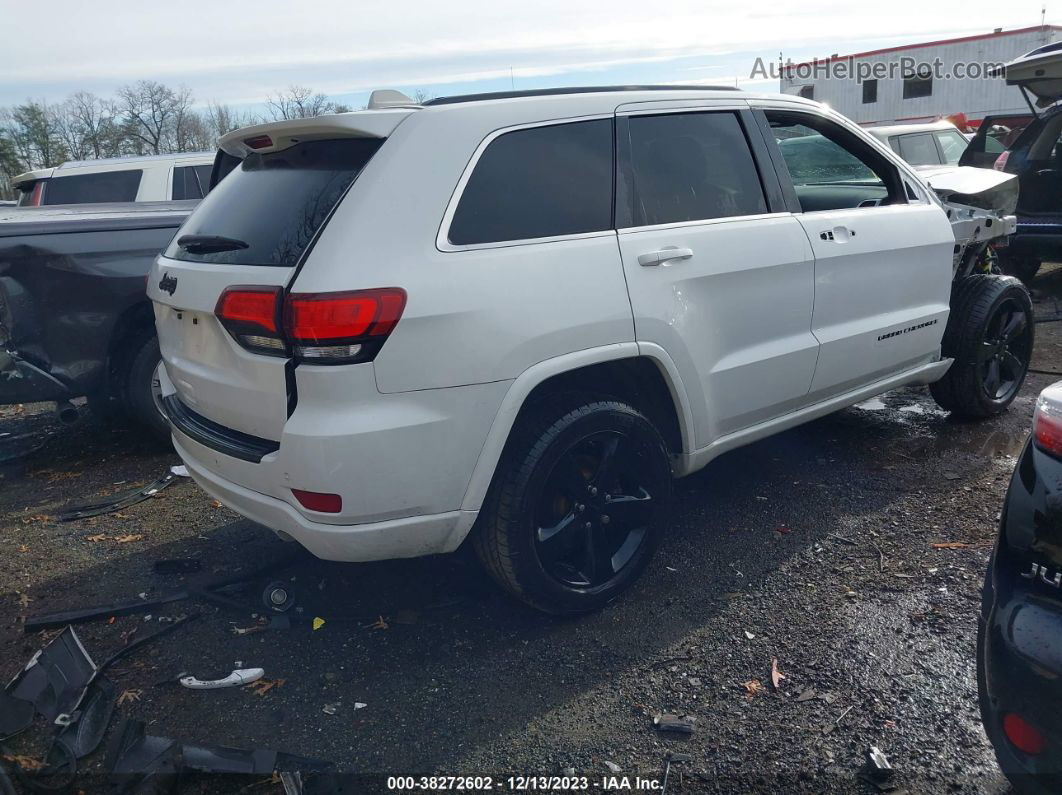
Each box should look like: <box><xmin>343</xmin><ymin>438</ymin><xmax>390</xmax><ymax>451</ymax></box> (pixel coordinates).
<box><xmin>0</xmin><ymin>201</ymin><xmax>195</xmax><ymax>436</ymax></box>
<box><xmin>979</xmin><ymin>381</ymin><xmax>1062</xmax><ymax>791</ymax></box>
<box><xmin>961</xmin><ymin>44</ymin><xmax>1062</xmax><ymax>283</ymax></box>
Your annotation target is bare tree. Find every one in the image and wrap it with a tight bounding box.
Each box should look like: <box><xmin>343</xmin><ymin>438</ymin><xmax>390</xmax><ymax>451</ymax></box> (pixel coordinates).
<box><xmin>168</xmin><ymin>85</ymin><xmax>199</xmax><ymax>152</ymax></box>
<box><xmin>411</xmin><ymin>89</ymin><xmax>435</xmax><ymax>104</ymax></box>
<box><xmin>55</xmin><ymin>92</ymin><xmax>122</xmax><ymax>160</ymax></box>
<box><xmin>204</xmin><ymin>101</ymin><xmax>253</xmax><ymax>140</ymax></box>
<box><xmin>266</xmin><ymin>85</ymin><xmax>334</xmax><ymax>120</ymax></box>
<box><xmin>118</xmin><ymin>80</ymin><xmax>181</xmax><ymax>154</ymax></box>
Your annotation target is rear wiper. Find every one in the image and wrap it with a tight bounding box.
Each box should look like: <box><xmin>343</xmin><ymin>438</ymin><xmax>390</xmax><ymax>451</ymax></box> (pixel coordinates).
<box><xmin>177</xmin><ymin>234</ymin><xmax>249</xmax><ymax>254</ymax></box>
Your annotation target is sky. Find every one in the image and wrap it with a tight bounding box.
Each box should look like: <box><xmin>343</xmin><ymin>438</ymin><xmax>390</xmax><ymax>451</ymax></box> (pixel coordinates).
<box><xmin>0</xmin><ymin>1</ymin><xmax>1054</xmax><ymax>111</ymax></box>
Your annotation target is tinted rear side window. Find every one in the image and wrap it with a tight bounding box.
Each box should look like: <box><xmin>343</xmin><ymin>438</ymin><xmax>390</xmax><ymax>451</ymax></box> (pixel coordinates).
<box><xmin>896</xmin><ymin>133</ymin><xmax>940</xmax><ymax>165</ymax></box>
<box><xmin>448</xmin><ymin>119</ymin><xmax>613</xmax><ymax>245</ymax></box>
<box><xmin>625</xmin><ymin>112</ymin><xmax>767</xmax><ymax>226</ymax></box>
<box><xmin>43</xmin><ymin>169</ymin><xmax>142</xmax><ymax>205</ymax></box>
<box><xmin>172</xmin><ymin>165</ymin><xmax>214</xmax><ymax>200</ymax></box>
<box><xmin>166</xmin><ymin>138</ymin><xmax>381</xmax><ymax>266</ymax></box>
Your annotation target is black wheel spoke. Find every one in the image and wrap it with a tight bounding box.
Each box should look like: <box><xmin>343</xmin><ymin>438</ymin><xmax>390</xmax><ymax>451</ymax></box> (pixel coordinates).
<box><xmin>605</xmin><ymin>489</ymin><xmax>653</xmax><ymax>530</ymax></box>
<box><xmin>581</xmin><ymin>526</ymin><xmax>616</xmax><ymax>586</ymax></box>
<box><xmin>610</xmin><ymin>528</ymin><xmax>646</xmax><ymax>573</ymax></box>
<box><xmin>1000</xmin><ymin>351</ymin><xmax>1025</xmax><ymax>382</ymax></box>
<box><xmin>1002</xmin><ymin>311</ymin><xmax>1028</xmax><ymax>343</ymax></box>
<box><xmin>984</xmin><ymin>358</ymin><xmax>1002</xmax><ymax>397</ymax></box>
<box><xmin>592</xmin><ymin>436</ymin><xmax>621</xmax><ymax>487</ymax></box>
<box><xmin>977</xmin><ymin>341</ymin><xmax>997</xmax><ymax>363</ymax></box>
<box><xmin>537</xmin><ymin>511</ymin><xmax>579</xmax><ymax>544</ymax></box>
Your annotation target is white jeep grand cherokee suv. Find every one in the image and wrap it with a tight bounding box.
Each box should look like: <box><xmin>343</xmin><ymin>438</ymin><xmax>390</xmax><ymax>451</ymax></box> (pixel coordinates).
<box><xmin>149</xmin><ymin>86</ymin><xmax>1034</xmax><ymax>614</ymax></box>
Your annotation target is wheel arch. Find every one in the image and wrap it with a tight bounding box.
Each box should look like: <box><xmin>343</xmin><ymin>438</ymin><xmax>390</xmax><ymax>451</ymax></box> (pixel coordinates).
<box><xmin>101</xmin><ymin>300</ymin><xmax>156</xmax><ymax>396</ymax></box>
<box><xmin>459</xmin><ymin>343</ymin><xmax>697</xmax><ymax>513</ymax></box>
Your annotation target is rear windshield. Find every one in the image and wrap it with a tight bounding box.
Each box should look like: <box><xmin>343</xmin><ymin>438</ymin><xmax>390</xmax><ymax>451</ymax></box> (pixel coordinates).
<box><xmin>165</xmin><ymin>138</ymin><xmax>381</xmax><ymax>267</ymax></box>
<box><xmin>43</xmin><ymin>169</ymin><xmax>143</xmax><ymax>205</ymax></box>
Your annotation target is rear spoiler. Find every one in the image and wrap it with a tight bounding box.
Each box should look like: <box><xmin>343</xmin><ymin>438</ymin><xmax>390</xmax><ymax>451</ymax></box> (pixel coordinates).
<box><xmin>216</xmin><ymin>109</ymin><xmax>417</xmax><ymax>159</ymax></box>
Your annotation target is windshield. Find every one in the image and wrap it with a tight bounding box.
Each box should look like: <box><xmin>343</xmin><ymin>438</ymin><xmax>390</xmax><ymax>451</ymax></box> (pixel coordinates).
<box><xmin>165</xmin><ymin>137</ymin><xmax>382</xmax><ymax>267</ymax></box>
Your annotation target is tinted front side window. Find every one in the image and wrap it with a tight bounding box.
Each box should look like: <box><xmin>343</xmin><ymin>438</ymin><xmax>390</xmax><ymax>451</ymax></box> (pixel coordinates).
<box><xmin>769</xmin><ymin>112</ymin><xmax>901</xmax><ymax>211</ymax></box>
<box><xmin>896</xmin><ymin>133</ymin><xmax>941</xmax><ymax>165</ymax></box>
<box><xmin>43</xmin><ymin>169</ymin><xmax>142</xmax><ymax>205</ymax></box>
<box><xmin>625</xmin><ymin>112</ymin><xmax>767</xmax><ymax>226</ymax></box>
<box><xmin>776</xmin><ymin>127</ymin><xmax>880</xmax><ymax>184</ymax></box>
<box><xmin>449</xmin><ymin>120</ymin><xmax>613</xmax><ymax>245</ymax></box>
<box><xmin>166</xmin><ymin>138</ymin><xmax>381</xmax><ymax>267</ymax></box>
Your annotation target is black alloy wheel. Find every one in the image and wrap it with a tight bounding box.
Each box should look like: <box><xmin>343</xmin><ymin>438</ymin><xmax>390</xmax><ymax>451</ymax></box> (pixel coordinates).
<box><xmin>533</xmin><ymin>430</ymin><xmax>658</xmax><ymax>589</ymax></box>
<box><xmin>474</xmin><ymin>397</ymin><xmax>672</xmax><ymax>614</ymax></box>
<box><xmin>980</xmin><ymin>297</ymin><xmax>1033</xmax><ymax>404</ymax></box>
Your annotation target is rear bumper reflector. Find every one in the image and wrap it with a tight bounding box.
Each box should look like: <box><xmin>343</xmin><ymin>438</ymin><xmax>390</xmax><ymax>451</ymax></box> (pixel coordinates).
<box><xmin>161</xmin><ymin>394</ymin><xmax>279</xmax><ymax>464</ymax></box>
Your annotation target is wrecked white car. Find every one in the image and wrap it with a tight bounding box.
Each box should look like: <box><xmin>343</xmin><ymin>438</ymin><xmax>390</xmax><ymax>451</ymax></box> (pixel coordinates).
<box><xmin>919</xmin><ymin>165</ymin><xmax>1020</xmax><ymax>276</ymax></box>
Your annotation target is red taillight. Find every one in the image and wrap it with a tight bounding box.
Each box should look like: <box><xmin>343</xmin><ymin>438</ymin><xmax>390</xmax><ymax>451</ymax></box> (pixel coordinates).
<box><xmin>28</xmin><ymin>181</ymin><xmax>44</xmax><ymax>206</ymax></box>
<box><xmin>1003</xmin><ymin>713</ymin><xmax>1044</xmax><ymax>755</ymax></box>
<box><xmin>1033</xmin><ymin>394</ymin><xmax>1062</xmax><ymax>458</ymax></box>
<box><xmin>291</xmin><ymin>488</ymin><xmax>342</xmax><ymax>513</ymax></box>
<box><xmin>993</xmin><ymin>151</ymin><xmax>1010</xmax><ymax>171</ymax></box>
<box><xmin>283</xmin><ymin>288</ymin><xmax>406</xmax><ymax>363</ymax></box>
<box><xmin>214</xmin><ymin>286</ymin><xmax>284</xmax><ymax>354</ymax></box>
<box><xmin>244</xmin><ymin>135</ymin><xmax>273</xmax><ymax>150</ymax></box>
<box><xmin>214</xmin><ymin>286</ymin><xmax>406</xmax><ymax>364</ymax></box>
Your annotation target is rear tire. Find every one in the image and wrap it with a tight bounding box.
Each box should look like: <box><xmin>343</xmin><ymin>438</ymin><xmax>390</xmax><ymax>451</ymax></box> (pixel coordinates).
<box><xmin>123</xmin><ymin>336</ymin><xmax>169</xmax><ymax>442</ymax></box>
<box><xmin>930</xmin><ymin>275</ymin><xmax>1034</xmax><ymax>418</ymax></box>
<box><xmin>473</xmin><ymin>395</ymin><xmax>672</xmax><ymax>614</ymax></box>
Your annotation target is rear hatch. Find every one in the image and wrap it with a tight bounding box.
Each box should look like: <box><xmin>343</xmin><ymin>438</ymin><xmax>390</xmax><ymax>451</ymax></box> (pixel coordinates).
<box><xmin>148</xmin><ymin>113</ymin><xmax>412</xmax><ymax>442</ymax></box>
<box><xmin>1000</xmin><ymin>42</ymin><xmax>1062</xmax><ymax>107</ymax></box>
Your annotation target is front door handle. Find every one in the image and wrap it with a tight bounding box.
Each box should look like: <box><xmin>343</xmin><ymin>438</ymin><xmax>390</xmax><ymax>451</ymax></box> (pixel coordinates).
<box><xmin>819</xmin><ymin>226</ymin><xmax>854</xmax><ymax>242</ymax></box>
<box><xmin>637</xmin><ymin>247</ymin><xmax>694</xmax><ymax>267</ymax></box>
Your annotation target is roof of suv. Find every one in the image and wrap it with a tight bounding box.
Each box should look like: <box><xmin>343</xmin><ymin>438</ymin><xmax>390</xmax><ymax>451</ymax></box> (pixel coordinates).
<box><xmin>12</xmin><ymin>151</ymin><xmax>214</xmax><ymax>189</ymax></box>
<box><xmin>423</xmin><ymin>85</ymin><xmax>740</xmax><ymax>105</ymax></box>
<box><xmin>218</xmin><ymin>86</ymin><xmax>821</xmax><ymax>157</ymax></box>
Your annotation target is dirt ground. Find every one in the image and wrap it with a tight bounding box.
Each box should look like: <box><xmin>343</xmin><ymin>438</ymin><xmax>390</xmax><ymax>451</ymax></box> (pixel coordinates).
<box><xmin>4</xmin><ymin>272</ymin><xmax>1062</xmax><ymax>794</ymax></box>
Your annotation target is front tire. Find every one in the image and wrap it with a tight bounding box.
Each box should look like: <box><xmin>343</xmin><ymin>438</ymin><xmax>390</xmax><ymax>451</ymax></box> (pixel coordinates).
<box><xmin>473</xmin><ymin>396</ymin><xmax>672</xmax><ymax>614</ymax></box>
<box><xmin>931</xmin><ymin>275</ymin><xmax>1034</xmax><ymax>418</ymax></box>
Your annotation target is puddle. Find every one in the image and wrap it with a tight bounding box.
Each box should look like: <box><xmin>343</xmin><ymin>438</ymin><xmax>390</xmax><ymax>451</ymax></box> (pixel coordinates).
<box><xmin>961</xmin><ymin>429</ymin><xmax>1027</xmax><ymax>458</ymax></box>
<box><xmin>855</xmin><ymin>398</ymin><xmax>886</xmax><ymax>411</ymax></box>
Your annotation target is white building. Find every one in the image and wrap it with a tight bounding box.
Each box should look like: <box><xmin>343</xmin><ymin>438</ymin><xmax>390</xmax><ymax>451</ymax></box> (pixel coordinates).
<box><xmin>780</xmin><ymin>25</ymin><xmax>1062</xmax><ymax>127</ymax></box>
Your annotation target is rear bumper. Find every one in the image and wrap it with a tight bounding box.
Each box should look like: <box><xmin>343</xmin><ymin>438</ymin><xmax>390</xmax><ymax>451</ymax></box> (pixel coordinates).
<box><xmin>157</xmin><ymin>362</ymin><xmax>508</xmax><ymax>562</ymax></box>
<box><xmin>173</xmin><ymin>434</ymin><xmax>477</xmax><ymax>562</ymax></box>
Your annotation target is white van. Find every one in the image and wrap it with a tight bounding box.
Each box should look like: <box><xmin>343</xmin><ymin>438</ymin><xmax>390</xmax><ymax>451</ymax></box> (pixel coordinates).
<box><xmin>14</xmin><ymin>152</ymin><xmax>214</xmax><ymax>207</ymax></box>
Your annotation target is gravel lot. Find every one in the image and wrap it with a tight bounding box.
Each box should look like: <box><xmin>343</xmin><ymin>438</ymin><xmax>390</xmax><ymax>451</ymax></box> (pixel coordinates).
<box><xmin>4</xmin><ymin>271</ymin><xmax>1062</xmax><ymax>793</ymax></box>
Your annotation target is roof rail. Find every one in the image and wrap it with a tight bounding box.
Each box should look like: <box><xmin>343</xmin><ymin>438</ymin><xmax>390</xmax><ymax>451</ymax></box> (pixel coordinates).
<box><xmin>424</xmin><ymin>85</ymin><xmax>740</xmax><ymax>106</ymax></box>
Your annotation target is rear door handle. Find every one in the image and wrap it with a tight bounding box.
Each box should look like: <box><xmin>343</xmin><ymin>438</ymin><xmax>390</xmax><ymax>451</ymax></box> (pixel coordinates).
<box><xmin>637</xmin><ymin>247</ymin><xmax>694</xmax><ymax>267</ymax></box>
